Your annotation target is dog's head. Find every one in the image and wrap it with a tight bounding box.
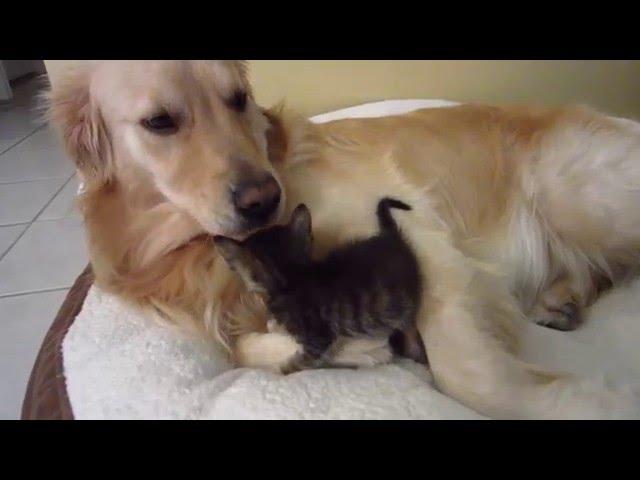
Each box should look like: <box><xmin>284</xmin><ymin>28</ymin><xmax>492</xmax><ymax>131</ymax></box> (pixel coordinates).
<box><xmin>47</xmin><ymin>60</ymin><xmax>285</xmax><ymax>237</ymax></box>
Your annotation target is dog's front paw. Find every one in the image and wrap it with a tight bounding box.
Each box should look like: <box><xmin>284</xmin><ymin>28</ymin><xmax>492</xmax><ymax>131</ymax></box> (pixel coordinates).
<box><xmin>530</xmin><ymin>280</ymin><xmax>585</xmax><ymax>331</ymax></box>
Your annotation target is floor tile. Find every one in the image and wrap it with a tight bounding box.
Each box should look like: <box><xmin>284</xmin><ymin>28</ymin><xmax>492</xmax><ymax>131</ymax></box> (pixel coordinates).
<box><xmin>0</xmin><ymin>225</ymin><xmax>26</xmax><ymax>257</ymax></box>
<box><xmin>0</xmin><ymin>218</ymin><xmax>88</xmax><ymax>296</ymax></box>
<box><xmin>0</xmin><ymin>126</ymin><xmax>74</xmax><ymax>183</ymax></box>
<box><xmin>0</xmin><ymin>78</ymin><xmax>47</xmax><ymax>154</ymax></box>
<box><xmin>38</xmin><ymin>177</ymin><xmax>80</xmax><ymax>221</ymax></box>
<box><xmin>0</xmin><ymin>179</ymin><xmax>65</xmax><ymax>225</ymax></box>
<box><xmin>0</xmin><ymin>112</ymin><xmax>41</xmax><ymax>153</ymax></box>
<box><xmin>0</xmin><ymin>289</ymin><xmax>69</xmax><ymax>419</ymax></box>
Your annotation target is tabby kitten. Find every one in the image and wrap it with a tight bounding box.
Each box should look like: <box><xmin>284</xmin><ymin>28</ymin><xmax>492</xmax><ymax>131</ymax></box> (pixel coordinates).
<box><xmin>214</xmin><ymin>198</ymin><xmax>425</xmax><ymax>374</ymax></box>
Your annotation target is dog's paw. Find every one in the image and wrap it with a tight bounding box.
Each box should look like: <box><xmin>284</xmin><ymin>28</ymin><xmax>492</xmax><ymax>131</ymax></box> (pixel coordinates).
<box><xmin>532</xmin><ymin>301</ymin><xmax>583</xmax><ymax>331</ymax></box>
<box><xmin>530</xmin><ymin>279</ymin><xmax>586</xmax><ymax>331</ymax></box>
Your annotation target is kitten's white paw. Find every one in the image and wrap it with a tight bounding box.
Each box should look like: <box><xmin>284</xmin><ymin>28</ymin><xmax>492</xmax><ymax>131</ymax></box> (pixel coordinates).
<box><xmin>332</xmin><ymin>337</ymin><xmax>393</xmax><ymax>368</ymax></box>
<box><xmin>266</xmin><ymin>318</ymin><xmax>287</xmax><ymax>334</ymax></box>
<box><xmin>234</xmin><ymin>332</ymin><xmax>302</xmax><ymax>371</ymax></box>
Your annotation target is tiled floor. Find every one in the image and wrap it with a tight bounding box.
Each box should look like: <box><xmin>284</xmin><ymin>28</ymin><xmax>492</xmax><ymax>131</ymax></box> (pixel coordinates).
<box><xmin>0</xmin><ymin>77</ymin><xmax>87</xmax><ymax>419</ymax></box>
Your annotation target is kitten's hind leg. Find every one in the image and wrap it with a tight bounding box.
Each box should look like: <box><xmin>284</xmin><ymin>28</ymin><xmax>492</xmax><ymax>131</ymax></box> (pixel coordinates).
<box><xmin>280</xmin><ymin>336</ymin><xmax>393</xmax><ymax>374</ymax></box>
<box><xmin>280</xmin><ymin>335</ymin><xmax>374</xmax><ymax>374</ymax></box>
<box><xmin>280</xmin><ymin>334</ymin><xmax>334</xmax><ymax>375</ymax></box>
<box><xmin>280</xmin><ymin>351</ymin><xmax>323</xmax><ymax>374</ymax></box>
<box><xmin>281</xmin><ymin>350</ymin><xmax>361</xmax><ymax>374</ymax></box>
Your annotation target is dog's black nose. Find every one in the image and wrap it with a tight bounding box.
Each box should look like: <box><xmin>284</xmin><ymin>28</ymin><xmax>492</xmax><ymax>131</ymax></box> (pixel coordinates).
<box><xmin>233</xmin><ymin>175</ymin><xmax>281</xmax><ymax>222</ymax></box>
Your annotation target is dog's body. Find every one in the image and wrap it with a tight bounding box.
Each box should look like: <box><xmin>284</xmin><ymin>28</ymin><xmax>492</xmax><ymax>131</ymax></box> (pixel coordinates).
<box><xmin>48</xmin><ymin>61</ymin><xmax>640</xmax><ymax>419</ymax></box>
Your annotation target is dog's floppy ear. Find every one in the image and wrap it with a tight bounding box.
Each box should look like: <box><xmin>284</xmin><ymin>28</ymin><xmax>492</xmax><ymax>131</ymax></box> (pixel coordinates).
<box><xmin>235</xmin><ymin>60</ymin><xmax>250</xmax><ymax>88</ymax></box>
<box><xmin>45</xmin><ymin>64</ymin><xmax>113</xmax><ymax>188</ymax></box>
<box><xmin>262</xmin><ymin>105</ymin><xmax>288</xmax><ymax>165</ymax></box>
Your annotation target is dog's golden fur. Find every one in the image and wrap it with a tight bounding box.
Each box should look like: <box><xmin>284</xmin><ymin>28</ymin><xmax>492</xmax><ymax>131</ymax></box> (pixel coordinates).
<box><xmin>46</xmin><ymin>60</ymin><xmax>640</xmax><ymax>418</ymax></box>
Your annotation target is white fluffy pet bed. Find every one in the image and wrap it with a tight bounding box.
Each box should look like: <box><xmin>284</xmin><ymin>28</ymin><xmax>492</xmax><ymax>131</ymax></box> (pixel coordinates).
<box><xmin>57</xmin><ymin>100</ymin><xmax>640</xmax><ymax>419</ymax></box>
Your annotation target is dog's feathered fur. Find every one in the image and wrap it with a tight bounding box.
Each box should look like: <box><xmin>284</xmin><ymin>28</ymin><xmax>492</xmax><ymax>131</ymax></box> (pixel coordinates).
<box><xmin>45</xmin><ymin>61</ymin><xmax>640</xmax><ymax>418</ymax></box>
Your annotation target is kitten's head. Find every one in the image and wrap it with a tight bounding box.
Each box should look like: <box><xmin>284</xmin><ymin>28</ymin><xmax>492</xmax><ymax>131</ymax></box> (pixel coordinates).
<box><xmin>214</xmin><ymin>204</ymin><xmax>312</xmax><ymax>294</ymax></box>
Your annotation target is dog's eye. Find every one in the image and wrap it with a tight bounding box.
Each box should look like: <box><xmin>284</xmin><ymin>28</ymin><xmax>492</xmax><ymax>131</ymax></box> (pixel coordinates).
<box><xmin>228</xmin><ymin>90</ymin><xmax>248</xmax><ymax>112</ymax></box>
<box><xmin>141</xmin><ymin>113</ymin><xmax>179</xmax><ymax>135</ymax></box>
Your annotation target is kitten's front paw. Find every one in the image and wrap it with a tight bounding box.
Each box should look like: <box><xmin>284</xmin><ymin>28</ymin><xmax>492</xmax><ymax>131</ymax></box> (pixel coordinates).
<box><xmin>234</xmin><ymin>332</ymin><xmax>301</xmax><ymax>370</ymax></box>
<box><xmin>360</xmin><ymin>345</ymin><xmax>393</xmax><ymax>367</ymax></box>
<box><xmin>280</xmin><ymin>363</ymin><xmax>299</xmax><ymax>375</ymax></box>
<box><xmin>333</xmin><ymin>337</ymin><xmax>393</xmax><ymax>368</ymax></box>
<box><xmin>266</xmin><ymin>318</ymin><xmax>290</xmax><ymax>335</ymax></box>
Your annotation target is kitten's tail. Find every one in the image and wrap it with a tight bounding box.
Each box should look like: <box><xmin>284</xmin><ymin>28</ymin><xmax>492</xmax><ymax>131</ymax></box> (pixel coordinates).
<box><xmin>377</xmin><ymin>197</ymin><xmax>412</xmax><ymax>235</ymax></box>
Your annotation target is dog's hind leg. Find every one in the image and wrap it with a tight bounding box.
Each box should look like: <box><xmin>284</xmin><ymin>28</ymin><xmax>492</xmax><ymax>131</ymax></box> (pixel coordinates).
<box><xmin>402</xmin><ymin>212</ymin><xmax>640</xmax><ymax>419</ymax></box>
<box><xmin>419</xmin><ymin>260</ymin><xmax>640</xmax><ymax>419</ymax></box>
<box><xmin>533</xmin><ymin>110</ymin><xmax>640</xmax><ymax>294</ymax></box>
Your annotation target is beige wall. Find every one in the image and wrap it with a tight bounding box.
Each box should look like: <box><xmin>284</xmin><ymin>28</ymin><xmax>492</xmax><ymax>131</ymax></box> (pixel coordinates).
<box><xmin>250</xmin><ymin>61</ymin><xmax>640</xmax><ymax>119</ymax></box>
<box><xmin>45</xmin><ymin>60</ymin><xmax>640</xmax><ymax>119</ymax></box>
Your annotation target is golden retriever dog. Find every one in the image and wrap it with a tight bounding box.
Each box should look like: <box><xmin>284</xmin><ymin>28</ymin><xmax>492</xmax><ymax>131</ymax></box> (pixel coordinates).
<box><xmin>46</xmin><ymin>60</ymin><xmax>640</xmax><ymax>419</ymax></box>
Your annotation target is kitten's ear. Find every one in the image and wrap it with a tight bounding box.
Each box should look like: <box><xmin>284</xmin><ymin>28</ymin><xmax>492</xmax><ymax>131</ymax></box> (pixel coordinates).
<box><xmin>214</xmin><ymin>236</ymin><xmax>270</xmax><ymax>293</ymax></box>
<box><xmin>289</xmin><ymin>204</ymin><xmax>312</xmax><ymax>241</ymax></box>
<box><xmin>213</xmin><ymin>236</ymin><xmax>245</xmax><ymax>265</ymax></box>
<box><xmin>289</xmin><ymin>204</ymin><xmax>312</xmax><ymax>260</ymax></box>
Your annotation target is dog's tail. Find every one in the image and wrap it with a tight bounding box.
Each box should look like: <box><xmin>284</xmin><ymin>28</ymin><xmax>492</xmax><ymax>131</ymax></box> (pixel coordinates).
<box><xmin>377</xmin><ymin>197</ymin><xmax>411</xmax><ymax>235</ymax></box>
